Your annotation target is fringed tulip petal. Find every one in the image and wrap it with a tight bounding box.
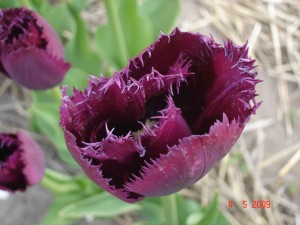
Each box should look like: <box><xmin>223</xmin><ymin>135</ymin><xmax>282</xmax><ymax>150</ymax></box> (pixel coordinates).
<box><xmin>125</xmin><ymin>115</ymin><xmax>241</xmax><ymax>197</ymax></box>
<box><xmin>60</xmin><ymin>28</ymin><xmax>260</xmax><ymax>203</ymax></box>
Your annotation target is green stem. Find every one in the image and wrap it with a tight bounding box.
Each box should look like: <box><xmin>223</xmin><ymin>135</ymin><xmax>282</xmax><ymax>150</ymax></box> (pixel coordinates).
<box><xmin>161</xmin><ymin>194</ymin><xmax>179</xmax><ymax>225</ymax></box>
<box><xmin>103</xmin><ymin>0</ymin><xmax>128</xmax><ymax>68</ymax></box>
<box><xmin>51</xmin><ymin>87</ymin><xmax>63</xmax><ymax>103</ymax></box>
<box><xmin>20</xmin><ymin>0</ymin><xmax>34</xmax><ymax>9</ymax></box>
<box><xmin>41</xmin><ymin>169</ymin><xmax>79</xmax><ymax>194</ymax></box>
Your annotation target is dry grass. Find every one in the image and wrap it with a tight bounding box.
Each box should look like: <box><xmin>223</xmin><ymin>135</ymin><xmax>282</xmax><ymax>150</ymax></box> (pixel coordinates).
<box><xmin>178</xmin><ymin>0</ymin><xmax>300</xmax><ymax>225</ymax></box>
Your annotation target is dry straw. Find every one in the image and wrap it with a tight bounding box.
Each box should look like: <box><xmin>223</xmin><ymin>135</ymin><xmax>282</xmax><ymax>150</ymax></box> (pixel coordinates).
<box><xmin>179</xmin><ymin>0</ymin><xmax>300</xmax><ymax>225</ymax></box>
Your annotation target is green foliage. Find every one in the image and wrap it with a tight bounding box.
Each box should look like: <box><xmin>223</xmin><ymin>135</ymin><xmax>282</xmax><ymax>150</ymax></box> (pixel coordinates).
<box><xmin>39</xmin><ymin>193</ymin><xmax>79</xmax><ymax>225</ymax></box>
<box><xmin>0</xmin><ymin>0</ymin><xmax>20</xmax><ymax>8</ymax></box>
<box><xmin>95</xmin><ymin>0</ymin><xmax>179</xmax><ymax>70</ymax></box>
<box><xmin>176</xmin><ymin>195</ymin><xmax>204</xmax><ymax>224</ymax></box>
<box><xmin>95</xmin><ymin>0</ymin><xmax>154</xmax><ymax>68</ymax></box>
<box><xmin>140</xmin><ymin>0</ymin><xmax>180</xmax><ymax>34</ymax></box>
<box><xmin>39</xmin><ymin>2</ymin><xmax>76</xmax><ymax>42</ymax></box>
<box><xmin>135</xmin><ymin>195</ymin><xmax>230</xmax><ymax>225</ymax></box>
<box><xmin>197</xmin><ymin>195</ymin><xmax>219</xmax><ymax>225</ymax></box>
<box><xmin>0</xmin><ymin>0</ymin><xmax>40</xmax><ymax>10</ymax></box>
<box><xmin>42</xmin><ymin>169</ymin><xmax>84</xmax><ymax>194</ymax></box>
<box><xmin>215</xmin><ymin>213</ymin><xmax>231</xmax><ymax>225</ymax></box>
<box><xmin>95</xmin><ymin>25</ymin><xmax>121</xmax><ymax>69</ymax></box>
<box><xmin>41</xmin><ymin>169</ymin><xmax>140</xmax><ymax>224</ymax></box>
<box><xmin>182</xmin><ymin>194</ymin><xmax>231</xmax><ymax>225</ymax></box>
<box><xmin>65</xmin><ymin>3</ymin><xmax>102</xmax><ymax>75</ymax></box>
<box><xmin>29</xmin><ymin>88</ymin><xmax>77</xmax><ymax>166</ymax></box>
<box><xmin>138</xmin><ymin>200</ymin><xmax>164</xmax><ymax>224</ymax></box>
<box><xmin>40</xmin><ymin>169</ymin><xmax>101</xmax><ymax>225</ymax></box>
<box><xmin>119</xmin><ymin>0</ymin><xmax>153</xmax><ymax>58</ymax></box>
<box><xmin>59</xmin><ymin>192</ymin><xmax>141</xmax><ymax>219</ymax></box>
<box><xmin>134</xmin><ymin>223</ymin><xmax>167</xmax><ymax>225</ymax></box>
<box><xmin>68</xmin><ymin>0</ymin><xmax>90</xmax><ymax>12</ymax></box>
<box><xmin>29</xmin><ymin>0</ymin><xmax>46</xmax><ymax>10</ymax></box>
<box><xmin>62</xmin><ymin>67</ymin><xmax>89</xmax><ymax>94</ymax></box>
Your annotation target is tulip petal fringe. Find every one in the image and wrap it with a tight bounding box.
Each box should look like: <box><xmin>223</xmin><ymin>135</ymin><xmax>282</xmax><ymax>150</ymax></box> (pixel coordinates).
<box><xmin>60</xmin><ymin>28</ymin><xmax>260</xmax><ymax>203</ymax></box>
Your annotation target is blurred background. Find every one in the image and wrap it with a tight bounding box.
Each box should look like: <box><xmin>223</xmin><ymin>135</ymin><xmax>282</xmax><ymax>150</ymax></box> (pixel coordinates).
<box><xmin>0</xmin><ymin>0</ymin><xmax>299</xmax><ymax>225</ymax></box>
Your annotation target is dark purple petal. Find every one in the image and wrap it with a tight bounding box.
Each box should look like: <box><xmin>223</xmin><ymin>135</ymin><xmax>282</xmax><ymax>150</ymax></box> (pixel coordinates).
<box><xmin>137</xmin><ymin>97</ymin><xmax>192</xmax><ymax>160</ymax></box>
<box><xmin>1</xmin><ymin>47</ymin><xmax>70</xmax><ymax>89</ymax></box>
<box><xmin>60</xmin><ymin>74</ymin><xmax>146</xmax><ymax>144</ymax></box>
<box><xmin>125</xmin><ymin>115</ymin><xmax>241</xmax><ymax>196</ymax></box>
<box><xmin>60</xmin><ymin>28</ymin><xmax>260</xmax><ymax>203</ymax></box>
<box><xmin>0</xmin><ymin>131</ymin><xmax>45</xmax><ymax>192</ymax></box>
<box><xmin>61</xmin><ymin>126</ymin><xmax>144</xmax><ymax>203</ymax></box>
<box><xmin>0</xmin><ymin>7</ymin><xmax>70</xmax><ymax>89</ymax></box>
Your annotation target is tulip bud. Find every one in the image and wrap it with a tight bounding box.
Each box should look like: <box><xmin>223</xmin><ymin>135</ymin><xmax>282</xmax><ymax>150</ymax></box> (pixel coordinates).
<box><xmin>0</xmin><ymin>131</ymin><xmax>45</xmax><ymax>192</ymax></box>
<box><xmin>0</xmin><ymin>7</ymin><xmax>70</xmax><ymax>90</ymax></box>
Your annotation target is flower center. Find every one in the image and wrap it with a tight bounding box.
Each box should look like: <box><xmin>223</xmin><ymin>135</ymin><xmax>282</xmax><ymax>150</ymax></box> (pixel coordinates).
<box><xmin>0</xmin><ymin>146</ymin><xmax>13</xmax><ymax>163</ymax></box>
<box><xmin>0</xmin><ymin>8</ymin><xmax>47</xmax><ymax>54</ymax></box>
<box><xmin>111</xmin><ymin>94</ymin><xmax>167</xmax><ymax>138</ymax></box>
<box><xmin>0</xmin><ymin>134</ymin><xmax>18</xmax><ymax>163</ymax></box>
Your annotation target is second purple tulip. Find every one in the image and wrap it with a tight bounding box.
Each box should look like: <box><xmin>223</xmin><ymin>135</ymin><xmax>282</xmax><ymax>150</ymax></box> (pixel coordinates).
<box><xmin>0</xmin><ymin>7</ymin><xmax>70</xmax><ymax>90</ymax></box>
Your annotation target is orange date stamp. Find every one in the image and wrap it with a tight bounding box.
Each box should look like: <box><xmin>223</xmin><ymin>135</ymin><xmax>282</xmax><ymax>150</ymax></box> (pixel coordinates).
<box><xmin>228</xmin><ymin>200</ymin><xmax>271</xmax><ymax>208</ymax></box>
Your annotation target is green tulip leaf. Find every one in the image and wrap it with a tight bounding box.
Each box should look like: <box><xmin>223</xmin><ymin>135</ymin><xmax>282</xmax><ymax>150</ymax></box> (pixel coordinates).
<box><xmin>66</xmin><ymin>4</ymin><xmax>102</xmax><ymax>74</ymax></box>
<box><xmin>119</xmin><ymin>0</ymin><xmax>153</xmax><ymax>58</ymax></box>
<box><xmin>197</xmin><ymin>195</ymin><xmax>219</xmax><ymax>225</ymax></box>
<box><xmin>138</xmin><ymin>201</ymin><xmax>164</xmax><ymax>223</ymax></box>
<box><xmin>214</xmin><ymin>213</ymin><xmax>231</xmax><ymax>225</ymax></box>
<box><xmin>176</xmin><ymin>195</ymin><xmax>203</xmax><ymax>225</ymax></box>
<box><xmin>134</xmin><ymin>223</ymin><xmax>167</xmax><ymax>225</ymax></box>
<box><xmin>95</xmin><ymin>0</ymin><xmax>153</xmax><ymax>69</ymax></box>
<box><xmin>0</xmin><ymin>0</ymin><xmax>20</xmax><ymax>7</ymax></box>
<box><xmin>68</xmin><ymin>0</ymin><xmax>89</xmax><ymax>12</ymax></box>
<box><xmin>95</xmin><ymin>24</ymin><xmax>120</xmax><ymax>69</ymax></box>
<box><xmin>62</xmin><ymin>67</ymin><xmax>89</xmax><ymax>94</ymax></box>
<box><xmin>140</xmin><ymin>0</ymin><xmax>180</xmax><ymax>35</ymax></box>
<box><xmin>29</xmin><ymin>89</ymin><xmax>76</xmax><ymax>166</ymax></box>
<box><xmin>39</xmin><ymin>3</ymin><xmax>75</xmax><ymax>42</ymax></box>
<box><xmin>40</xmin><ymin>170</ymin><xmax>103</xmax><ymax>225</ymax></box>
<box><xmin>29</xmin><ymin>0</ymin><xmax>46</xmax><ymax>11</ymax></box>
<box><xmin>39</xmin><ymin>191</ymin><xmax>89</xmax><ymax>225</ymax></box>
<box><xmin>59</xmin><ymin>192</ymin><xmax>141</xmax><ymax>219</ymax></box>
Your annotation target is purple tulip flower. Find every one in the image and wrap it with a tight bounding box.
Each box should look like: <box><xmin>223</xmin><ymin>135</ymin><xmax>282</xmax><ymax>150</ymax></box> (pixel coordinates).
<box><xmin>0</xmin><ymin>7</ymin><xmax>70</xmax><ymax>90</ymax></box>
<box><xmin>60</xmin><ymin>28</ymin><xmax>260</xmax><ymax>203</ymax></box>
<box><xmin>0</xmin><ymin>131</ymin><xmax>45</xmax><ymax>192</ymax></box>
